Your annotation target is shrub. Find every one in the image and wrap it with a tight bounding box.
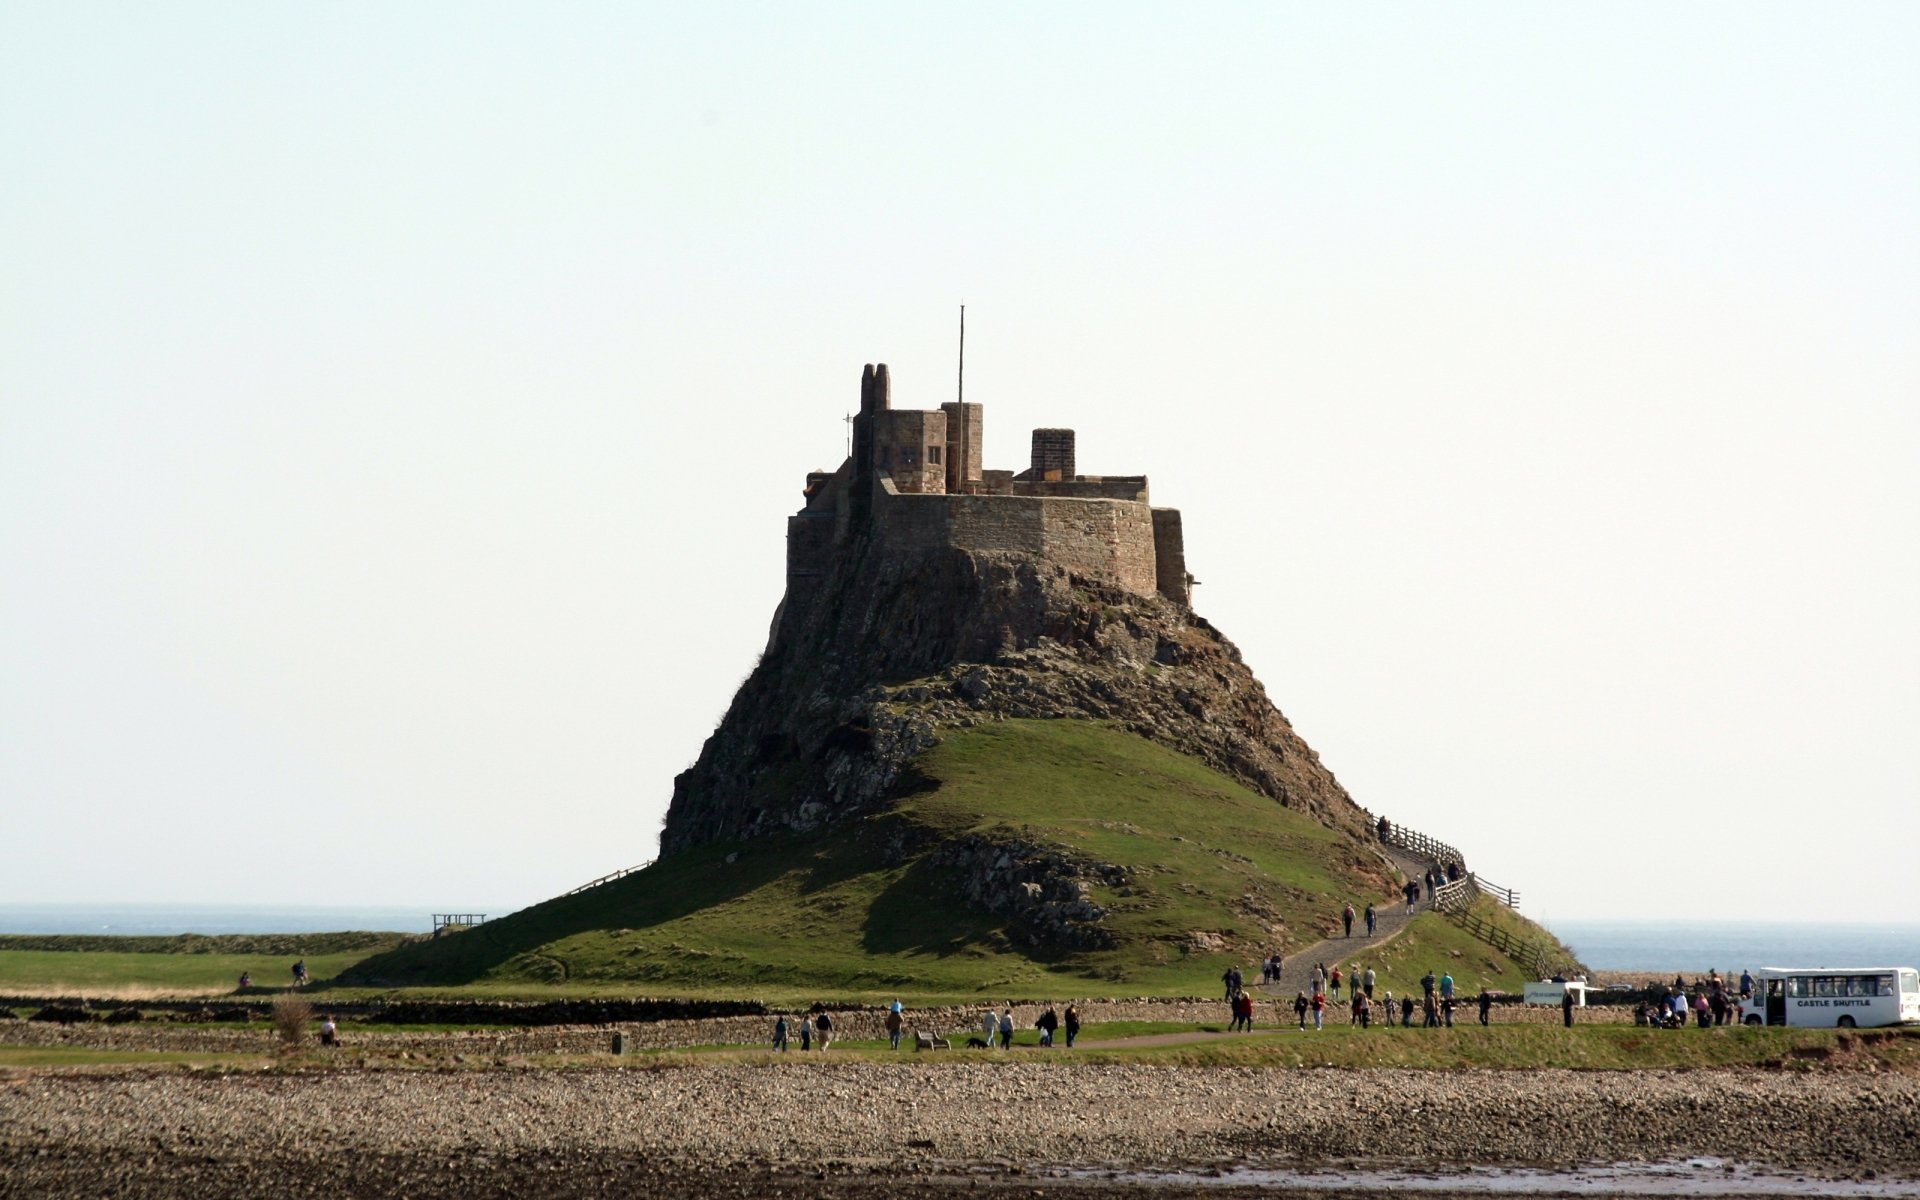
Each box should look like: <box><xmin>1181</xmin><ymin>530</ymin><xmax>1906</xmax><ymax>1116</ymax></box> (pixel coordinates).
<box><xmin>272</xmin><ymin>993</ymin><xmax>314</xmax><ymax>1047</ymax></box>
<box><xmin>30</xmin><ymin>1004</ymin><xmax>91</xmax><ymax>1024</ymax></box>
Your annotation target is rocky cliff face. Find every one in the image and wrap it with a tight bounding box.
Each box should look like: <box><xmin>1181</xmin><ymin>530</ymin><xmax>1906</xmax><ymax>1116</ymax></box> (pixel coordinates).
<box><xmin>659</xmin><ymin>535</ymin><xmax>1369</xmax><ymax>857</ymax></box>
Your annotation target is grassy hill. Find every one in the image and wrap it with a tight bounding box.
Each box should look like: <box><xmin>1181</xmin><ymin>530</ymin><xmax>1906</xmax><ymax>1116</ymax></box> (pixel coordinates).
<box><xmin>343</xmin><ymin>720</ymin><xmax>1562</xmax><ymax>1003</ymax></box>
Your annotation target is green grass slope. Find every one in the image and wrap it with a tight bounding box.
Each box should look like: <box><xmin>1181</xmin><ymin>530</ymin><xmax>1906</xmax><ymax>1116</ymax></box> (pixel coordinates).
<box><xmin>344</xmin><ymin>720</ymin><xmax>1556</xmax><ymax>1003</ymax></box>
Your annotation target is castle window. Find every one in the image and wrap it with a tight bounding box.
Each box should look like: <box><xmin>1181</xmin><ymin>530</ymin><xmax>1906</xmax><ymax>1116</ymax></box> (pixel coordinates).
<box><xmin>928</xmin><ymin>445</ymin><xmax>942</xmax><ymax>464</ymax></box>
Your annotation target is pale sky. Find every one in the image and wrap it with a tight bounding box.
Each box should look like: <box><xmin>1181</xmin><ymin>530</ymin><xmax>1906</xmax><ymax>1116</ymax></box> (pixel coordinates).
<box><xmin>3</xmin><ymin>3</ymin><xmax>1914</xmax><ymax>925</ymax></box>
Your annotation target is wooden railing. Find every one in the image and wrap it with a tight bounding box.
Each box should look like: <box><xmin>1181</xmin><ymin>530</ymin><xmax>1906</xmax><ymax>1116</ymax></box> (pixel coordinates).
<box><xmin>431</xmin><ymin>913</ymin><xmax>487</xmax><ymax>932</ymax></box>
<box><xmin>1375</xmin><ymin>819</ymin><xmax>1464</xmax><ymax>870</ymax></box>
<box><xmin>1474</xmin><ymin>874</ymin><xmax>1521</xmax><ymax>909</ymax></box>
<box><xmin>1450</xmin><ymin>909</ymin><xmax>1556</xmax><ymax>978</ymax></box>
<box><xmin>564</xmin><ymin>860</ymin><xmax>654</xmax><ymax>897</ymax></box>
<box><xmin>1434</xmin><ymin>874</ymin><xmax>1479</xmax><ymax>913</ymax></box>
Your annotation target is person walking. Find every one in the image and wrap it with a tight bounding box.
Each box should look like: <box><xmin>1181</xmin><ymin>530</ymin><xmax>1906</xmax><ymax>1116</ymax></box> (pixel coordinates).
<box><xmin>1037</xmin><ymin>1006</ymin><xmax>1059</xmax><ymax>1046</ymax></box>
<box><xmin>1293</xmin><ymin>991</ymin><xmax>1309</xmax><ymax>1029</ymax></box>
<box><xmin>773</xmin><ymin>1015</ymin><xmax>789</xmax><ymax>1051</ymax></box>
<box><xmin>1064</xmin><ymin>1004</ymin><xmax>1081</xmax><ymax>1048</ymax></box>
<box><xmin>885</xmin><ymin>1006</ymin><xmax>904</xmax><ymax>1050</ymax></box>
<box><xmin>1330</xmin><ymin>966</ymin><xmax>1343</xmax><ymax>1002</ymax></box>
<box><xmin>1478</xmin><ymin>989</ymin><xmax>1493</xmax><ymax>1026</ymax></box>
<box><xmin>1440</xmin><ymin>972</ymin><xmax>1454</xmax><ymax>1005</ymax></box>
<box><xmin>1401</xmin><ymin>996</ymin><xmax>1415</xmax><ymax>1027</ymax></box>
<box><xmin>800</xmin><ymin>1019</ymin><xmax>812</xmax><ymax>1051</ymax></box>
<box><xmin>1562</xmin><ymin>987</ymin><xmax>1576</xmax><ymax>1028</ymax></box>
<box><xmin>1356</xmin><ymin>992</ymin><xmax>1371</xmax><ymax>1028</ymax></box>
<box><xmin>982</xmin><ymin>1007</ymin><xmax>999</xmax><ymax>1045</ymax></box>
<box><xmin>998</xmin><ymin>1007</ymin><xmax>1015</xmax><ymax>1049</ymax></box>
<box><xmin>1311</xmin><ymin>989</ymin><xmax>1325</xmax><ymax>1031</ymax></box>
<box><xmin>815</xmin><ymin>1010</ymin><xmax>833</xmax><ymax>1050</ymax></box>
<box><xmin>1363</xmin><ymin>966</ymin><xmax>1376</xmax><ymax>1000</ymax></box>
<box><xmin>1343</xmin><ymin>903</ymin><xmax>1355</xmax><ymax>938</ymax></box>
<box><xmin>1365</xmin><ymin>904</ymin><xmax>1377</xmax><ymax>936</ymax></box>
<box><xmin>1403</xmin><ymin>881</ymin><xmax>1419</xmax><ymax>915</ymax></box>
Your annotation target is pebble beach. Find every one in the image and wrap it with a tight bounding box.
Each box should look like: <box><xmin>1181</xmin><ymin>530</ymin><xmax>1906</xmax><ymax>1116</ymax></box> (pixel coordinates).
<box><xmin>4</xmin><ymin>1059</ymin><xmax>1918</xmax><ymax>1199</ymax></box>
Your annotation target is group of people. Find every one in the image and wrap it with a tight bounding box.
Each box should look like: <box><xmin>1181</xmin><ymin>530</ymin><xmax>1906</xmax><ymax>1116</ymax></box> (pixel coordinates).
<box><xmin>1239</xmin><ymin>959</ymin><xmax>1497</xmax><ymax>1031</ymax></box>
<box><xmin>771</xmin><ymin>1008</ymin><xmax>835</xmax><ymax>1051</ymax></box>
<box><xmin>774</xmin><ymin>1002</ymin><xmax>1082</xmax><ymax>1051</ymax></box>
<box><xmin>1634</xmin><ymin>968</ymin><xmax>1754</xmax><ymax>1029</ymax></box>
<box><xmin>1340</xmin><ymin>902</ymin><xmax>1378</xmax><ymax>938</ymax></box>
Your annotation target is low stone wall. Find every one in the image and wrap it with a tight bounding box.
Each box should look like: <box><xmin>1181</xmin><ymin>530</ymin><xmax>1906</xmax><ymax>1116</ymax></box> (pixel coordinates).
<box><xmin>0</xmin><ymin>996</ymin><xmax>1652</xmax><ymax>1059</ymax></box>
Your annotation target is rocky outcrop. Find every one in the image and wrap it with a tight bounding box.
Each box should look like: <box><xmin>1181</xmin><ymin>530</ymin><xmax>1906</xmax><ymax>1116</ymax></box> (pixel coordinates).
<box><xmin>928</xmin><ymin>835</ymin><xmax>1130</xmax><ymax>950</ymax></box>
<box><xmin>660</xmin><ymin>536</ymin><xmax>1368</xmax><ymax>857</ymax></box>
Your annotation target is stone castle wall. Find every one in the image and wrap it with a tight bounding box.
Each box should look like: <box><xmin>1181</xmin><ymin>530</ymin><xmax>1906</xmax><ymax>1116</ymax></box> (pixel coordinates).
<box><xmin>783</xmin><ymin>362</ymin><xmax>1188</xmax><ymax>613</ymax></box>
<box><xmin>873</xmin><ymin>487</ymin><xmax>1160</xmax><ymax>598</ymax></box>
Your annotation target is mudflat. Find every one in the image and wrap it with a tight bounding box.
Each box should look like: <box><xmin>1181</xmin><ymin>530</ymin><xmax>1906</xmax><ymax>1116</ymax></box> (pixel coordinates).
<box><xmin>3</xmin><ymin>1062</ymin><xmax>1917</xmax><ymax>1198</ymax></box>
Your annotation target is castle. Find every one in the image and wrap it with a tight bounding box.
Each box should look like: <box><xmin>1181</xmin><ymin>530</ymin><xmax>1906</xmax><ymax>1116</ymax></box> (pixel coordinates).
<box><xmin>786</xmin><ymin>363</ymin><xmax>1191</xmax><ymax>613</ymax></box>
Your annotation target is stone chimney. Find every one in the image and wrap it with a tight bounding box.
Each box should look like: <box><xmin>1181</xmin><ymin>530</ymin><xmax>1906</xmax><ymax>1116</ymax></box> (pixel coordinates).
<box><xmin>1029</xmin><ymin>428</ymin><xmax>1076</xmax><ymax>481</ymax></box>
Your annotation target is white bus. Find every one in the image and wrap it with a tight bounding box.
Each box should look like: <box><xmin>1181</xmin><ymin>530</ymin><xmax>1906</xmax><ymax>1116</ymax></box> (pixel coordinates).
<box><xmin>1743</xmin><ymin>967</ymin><xmax>1920</xmax><ymax>1028</ymax></box>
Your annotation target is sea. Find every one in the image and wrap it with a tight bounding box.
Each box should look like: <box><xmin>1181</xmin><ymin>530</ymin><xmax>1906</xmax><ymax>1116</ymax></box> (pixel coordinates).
<box><xmin>1549</xmin><ymin>919</ymin><xmax>1920</xmax><ymax>973</ymax></box>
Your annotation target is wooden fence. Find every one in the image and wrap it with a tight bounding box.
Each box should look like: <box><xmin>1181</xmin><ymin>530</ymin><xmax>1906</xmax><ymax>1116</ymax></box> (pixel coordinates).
<box><xmin>564</xmin><ymin>860</ymin><xmax>654</xmax><ymax>898</ymax></box>
<box><xmin>1378</xmin><ymin>820</ymin><xmax>1464</xmax><ymax>870</ymax></box>
<box><xmin>1450</xmin><ymin>908</ymin><xmax>1555</xmax><ymax>979</ymax></box>
<box><xmin>1434</xmin><ymin>874</ymin><xmax>1478</xmax><ymax>912</ymax></box>
<box><xmin>1474</xmin><ymin>874</ymin><xmax>1521</xmax><ymax>909</ymax></box>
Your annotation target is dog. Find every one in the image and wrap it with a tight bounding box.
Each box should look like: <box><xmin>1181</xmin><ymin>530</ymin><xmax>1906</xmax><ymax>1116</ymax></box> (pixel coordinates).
<box><xmin>964</xmin><ymin>1035</ymin><xmax>991</xmax><ymax>1049</ymax></box>
<box><xmin>913</xmin><ymin>1031</ymin><xmax>951</xmax><ymax>1051</ymax></box>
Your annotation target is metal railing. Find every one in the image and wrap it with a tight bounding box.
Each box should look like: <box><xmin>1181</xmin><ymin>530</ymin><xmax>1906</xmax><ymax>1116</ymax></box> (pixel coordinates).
<box><xmin>564</xmin><ymin>860</ymin><xmax>654</xmax><ymax>897</ymax></box>
<box><xmin>431</xmin><ymin>913</ymin><xmax>487</xmax><ymax>932</ymax></box>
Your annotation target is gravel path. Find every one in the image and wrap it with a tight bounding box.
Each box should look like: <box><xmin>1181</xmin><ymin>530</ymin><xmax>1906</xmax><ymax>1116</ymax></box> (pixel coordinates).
<box><xmin>3</xmin><ymin>1061</ymin><xmax>1916</xmax><ymax>1198</ymax></box>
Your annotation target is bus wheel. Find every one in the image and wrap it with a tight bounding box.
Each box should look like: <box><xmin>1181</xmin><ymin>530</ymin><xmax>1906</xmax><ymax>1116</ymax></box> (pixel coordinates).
<box><xmin>1837</xmin><ymin>1016</ymin><xmax>1856</xmax><ymax>1029</ymax></box>
<box><xmin>1744</xmin><ymin>1015</ymin><xmax>1761</xmax><ymax>1026</ymax></box>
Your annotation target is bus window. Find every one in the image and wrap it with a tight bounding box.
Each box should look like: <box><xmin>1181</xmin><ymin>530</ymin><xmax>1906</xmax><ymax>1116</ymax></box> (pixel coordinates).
<box><xmin>1876</xmin><ymin>975</ymin><xmax>1896</xmax><ymax>996</ymax></box>
<box><xmin>1902</xmin><ymin>970</ymin><xmax>1918</xmax><ymax>995</ymax></box>
<box><xmin>1813</xmin><ymin>977</ymin><xmax>1837</xmax><ymax>998</ymax></box>
<box><xmin>1787</xmin><ymin>977</ymin><xmax>1808</xmax><ymax>998</ymax></box>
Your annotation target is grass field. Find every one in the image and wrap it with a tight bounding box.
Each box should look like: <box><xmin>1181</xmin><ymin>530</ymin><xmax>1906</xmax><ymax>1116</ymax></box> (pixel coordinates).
<box><xmin>0</xmin><ymin>722</ymin><xmax>1570</xmax><ymax>1006</ymax></box>
<box><xmin>5</xmin><ymin>1023</ymin><xmax>1910</xmax><ymax>1077</ymax></box>
<box><xmin>0</xmin><ymin>1045</ymin><xmax>269</xmax><ymax>1069</ymax></box>
<box><xmin>636</xmin><ymin>1023</ymin><xmax>1920</xmax><ymax>1072</ymax></box>
<box><xmin>339</xmin><ymin>720</ymin><xmax>1475</xmax><ymax>1001</ymax></box>
<box><xmin>0</xmin><ymin>950</ymin><xmax>372</xmax><ymax>998</ymax></box>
